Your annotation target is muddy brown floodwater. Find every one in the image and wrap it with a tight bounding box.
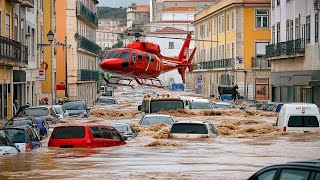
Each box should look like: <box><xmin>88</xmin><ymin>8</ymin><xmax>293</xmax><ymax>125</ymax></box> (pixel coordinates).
<box><xmin>1</xmin><ymin>89</ymin><xmax>320</xmax><ymax>180</ymax></box>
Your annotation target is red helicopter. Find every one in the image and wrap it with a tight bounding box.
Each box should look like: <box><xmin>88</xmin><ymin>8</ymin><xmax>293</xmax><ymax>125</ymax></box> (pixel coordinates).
<box><xmin>99</xmin><ymin>32</ymin><xmax>197</xmax><ymax>88</ymax></box>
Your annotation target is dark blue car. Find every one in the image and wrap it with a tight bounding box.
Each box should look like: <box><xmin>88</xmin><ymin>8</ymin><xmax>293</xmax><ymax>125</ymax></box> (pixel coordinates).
<box><xmin>0</xmin><ymin>126</ymin><xmax>41</xmax><ymax>152</ymax></box>
<box><xmin>34</xmin><ymin>117</ymin><xmax>50</xmax><ymax>137</ymax></box>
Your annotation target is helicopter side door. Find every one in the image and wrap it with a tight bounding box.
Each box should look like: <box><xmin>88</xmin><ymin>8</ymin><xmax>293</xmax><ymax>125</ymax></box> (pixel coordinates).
<box><xmin>132</xmin><ymin>51</ymin><xmax>148</xmax><ymax>75</ymax></box>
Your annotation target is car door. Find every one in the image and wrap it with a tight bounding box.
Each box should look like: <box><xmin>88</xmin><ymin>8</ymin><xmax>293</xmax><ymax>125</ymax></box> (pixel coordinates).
<box><xmin>89</xmin><ymin>126</ymin><xmax>104</xmax><ymax>148</ymax></box>
<box><xmin>278</xmin><ymin>168</ymin><xmax>311</xmax><ymax>180</ymax></box>
<box><xmin>27</xmin><ymin>128</ymin><xmax>41</xmax><ymax>149</ymax></box>
<box><xmin>100</xmin><ymin>127</ymin><xmax>116</xmax><ymax>147</ymax></box>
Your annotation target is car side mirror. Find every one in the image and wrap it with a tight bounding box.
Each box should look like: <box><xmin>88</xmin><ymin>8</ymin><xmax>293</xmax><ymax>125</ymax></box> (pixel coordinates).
<box><xmin>138</xmin><ymin>105</ymin><xmax>142</xmax><ymax>111</ymax></box>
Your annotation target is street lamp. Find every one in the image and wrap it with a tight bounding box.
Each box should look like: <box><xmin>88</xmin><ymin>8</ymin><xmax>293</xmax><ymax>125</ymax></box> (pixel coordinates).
<box><xmin>47</xmin><ymin>30</ymin><xmax>55</xmax><ymax>43</ymax></box>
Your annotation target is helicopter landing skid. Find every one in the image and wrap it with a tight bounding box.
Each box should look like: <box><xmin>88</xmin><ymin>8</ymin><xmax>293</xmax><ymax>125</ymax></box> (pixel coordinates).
<box><xmin>134</xmin><ymin>77</ymin><xmax>164</xmax><ymax>89</ymax></box>
<box><xmin>102</xmin><ymin>76</ymin><xmax>134</xmax><ymax>89</ymax></box>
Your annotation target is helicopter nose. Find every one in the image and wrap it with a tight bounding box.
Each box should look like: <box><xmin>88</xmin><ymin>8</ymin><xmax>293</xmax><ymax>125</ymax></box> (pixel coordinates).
<box><xmin>100</xmin><ymin>59</ymin><xmax>122</xmax><ymax>72</ymax></box>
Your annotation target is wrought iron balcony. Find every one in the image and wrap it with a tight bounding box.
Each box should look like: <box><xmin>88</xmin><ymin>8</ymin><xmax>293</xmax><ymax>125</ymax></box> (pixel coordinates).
<box><xmin>76</xmin><ymin>1</ymin><xmax>98</xmax><ymax>28</ymax></box>
<box><xmin>0</xmin><ymin>36</ymin><xmax>28</xmax><ymax>67</ymax></box>
<box><xmin>77</xmin><ymin>36</ymin><xmax>101</xmax><ymax>55</ymax></box>
<box><xmin>252</xmin><ymin>56</ymin><xmax>271</xmax><ymax>69</ymax></box>
<box><xmin>198</xmin><ymin>58</ymin><xmax>234</xmax><ymax>70</ymax></box>
<box><xmin>78</xmin><ymin>69</ymin><xmax>100</xmax><ymax>81</ymax></box>
<box><xmin>21</xmin><ymin>0</ymin><xmax>34</xmax><ymax>8</ymax></box>
<box><xmin>266</xmin><ymin>38</ymin><xmax>305</xmax><ymax>60</ymax></box>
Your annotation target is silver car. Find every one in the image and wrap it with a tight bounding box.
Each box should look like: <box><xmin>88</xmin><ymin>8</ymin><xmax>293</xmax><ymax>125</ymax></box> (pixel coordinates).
<box><xmin>49</xmin><ymin>105</ymin><xmax>69</xmax><ymax>119</ymax></box>
<box><xmin>0</xmin><ymin>132</ymin><xmax>19</xmax><ymax>156</ymax></box>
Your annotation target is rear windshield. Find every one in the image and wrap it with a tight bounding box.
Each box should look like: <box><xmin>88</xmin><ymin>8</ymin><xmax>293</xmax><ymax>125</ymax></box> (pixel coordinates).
<box><xmin>150</xmin><ymin>100</ymin><xmax>184</xmax><ymax>112</ymax></box>
<box><xmin>52</xmin><ymin>126</ymin><xmax>85</xmax><ymax>139</ymax></box>
<box><xmin>189</xmin><ymin>102</ymin><xmax>212</xmax><ymax>109</ymax></box>
<box><xmin>0</xmin><ymin>129</ymin><xmax>26</xmax><ymax>143</ymax></box>
<box><xmin>288</xmin><ymin>116</ymin><xmax>319</xmax><ymax>127</ymax></box>
<box><xmin>24</xmin><ymin>108</ymin><xmax>49</xmax><ymax>116</ymax></box>
<box><xmin>100</xmin><ymin>98</ymin><xmax>116</xmax><ymax>104</ymax></box>
<box><xmin>7</xmin><ymin>119</ymin><xmax>33</xmax><ymax>126</ymax></box>
<box><xmin>54</xmin><ymin>107</ymin><xmax>63</xmax><ymax>114</ymax></box>
<box><xmin>214</xmin><ymin>104</ymin><xmax>231</xmax><ymax>109</ymax></box>
<box><xmin>114</xmin><ymin>125</ymin><xmax>130</xmax><ymax>133</ymax></box>
<box><xmin>62</xmin><ymin>101</ymin><xmax>85</xmax><ymax>110</ymax></box>
<box><xmin>170</xmin><ymin>123</ymin><xmax>208</xmax><ymax>134</ymax></box>
<box><xmin>142</xmin><ymin>116</ymin><xmax>174</xmax><ymax>126</ymax></box>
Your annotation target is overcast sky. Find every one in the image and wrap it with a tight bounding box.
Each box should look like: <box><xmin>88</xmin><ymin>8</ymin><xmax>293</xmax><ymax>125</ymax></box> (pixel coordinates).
<box><xmin>98</xmin><ymin>0</ymin><xmax>150</xmax><ymax>7</ymax></box>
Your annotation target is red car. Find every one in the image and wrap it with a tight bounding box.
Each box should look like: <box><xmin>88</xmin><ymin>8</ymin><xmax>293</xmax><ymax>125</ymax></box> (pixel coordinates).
<box><xmin>48</xmin><ymin>125</ymin><xmax>126</xmax><ymax>148</ymax></box>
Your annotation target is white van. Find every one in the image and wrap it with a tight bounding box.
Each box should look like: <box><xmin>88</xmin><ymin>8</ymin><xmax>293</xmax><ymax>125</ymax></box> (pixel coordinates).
<box><xmin>179</xmin><ymin>96</ymin><xmax>212</xmax><ymax>110</ymax></box>
<box><xmin>276</xmin><ymin>103</ymin><xmax>320</xmax><ymax>133</ymax></box>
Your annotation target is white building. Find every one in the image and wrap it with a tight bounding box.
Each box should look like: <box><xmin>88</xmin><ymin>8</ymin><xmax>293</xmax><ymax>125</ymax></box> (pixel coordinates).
<box><xmin>127</xmin><ymin>4</ymin><xmax>150</xmax><ymax>30</ymax></box>
<box><xmin>268</xmin><ymin>0</ymin><xmax>320</xmax><ymax>106</ymax></box>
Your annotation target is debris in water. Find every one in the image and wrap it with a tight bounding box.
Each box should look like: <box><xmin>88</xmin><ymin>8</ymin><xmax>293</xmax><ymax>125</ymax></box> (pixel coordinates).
<box><xmin>91</xmin><ymin>109</ymin><xmax>141</xmax><ymax>118</ymax></box>
<box><xmin>145</xmin><ymin>140</ymin><xmax>181</xmax><ymax>147</ymax></box>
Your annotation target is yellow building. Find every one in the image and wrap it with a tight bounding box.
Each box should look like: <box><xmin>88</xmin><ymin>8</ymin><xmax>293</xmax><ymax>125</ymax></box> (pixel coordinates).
<box><xmin>188</xmin><ymin>0</ymin><xmax>271</xmax><ymax>100</ymax></box>
<box><xmin>0</xmin><ymin>0</ymin><xmax>32</xmax><ymax>119</ymax></box>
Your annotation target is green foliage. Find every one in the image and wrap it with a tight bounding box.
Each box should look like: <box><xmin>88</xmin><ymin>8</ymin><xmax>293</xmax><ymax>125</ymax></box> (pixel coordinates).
<box><xmin>112</xmin><ymin>41</ymin><xmax>124</xmax><ymax>48</ymax></box>
<box><xmin>97</xmin><ymin>7</ymin><xmax>127</xmax><ymax>20</ymax></box>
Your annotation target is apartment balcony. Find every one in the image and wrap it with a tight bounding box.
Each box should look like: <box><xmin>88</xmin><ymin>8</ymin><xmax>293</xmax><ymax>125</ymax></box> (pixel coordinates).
<box><xmin>21</xmin><ymin>0</ymin><xmax>34</xmax><ymax>8</ymax></box>
<box><xmin>0</xmin><ymin>36</ymin><xmax>28</xmax><ymax>68</ymax></box>
<box><xmin>252</xmin><ymin>56</ymin><xmax>271</xmax><ymax>69</ymax></box>
<box><xmin>78</xmin><ymin>69</ymin><xmax>100</xmax><ymax>81</ymax></box>
<box><xmin>76</xmin><ymin>1</ymin><xmax>98</xmax><ymax>28</ymax></box>
<box><xmin>266</xmin><ymin>38</ymin><xmax>305</xmax><ymax>60</ymax></box>
<box><xmin>197</xmin><ymin>58</ymin><xmax>234</xmax><ymax>70</ymax></box>
<box><xmin>77</xmin><ymin>36</ymin><xmax>101</xmax><ymax>55</ymax></box>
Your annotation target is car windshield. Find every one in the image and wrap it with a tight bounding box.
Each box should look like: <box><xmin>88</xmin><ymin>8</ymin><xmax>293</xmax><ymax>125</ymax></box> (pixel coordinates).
<box><xmin>150</xmin><ymin>100</ymin><xmax>184</xmax><ymax>113</ymax></box>
<box><xmin>52</xmin><ymin>126</ymin><xmax>85</xmax><ymax>139</ymax></box>
<box><xmin>189</xmin><ymin>102</ymin><xmax>212</xmax><ymax>109</ymax></box>
<box><xmin>24</xmin><ymin>107</ymin><xmax>49</xmax><ymax>116</ymax></box>
<box><xmin>62</xmin><ymin>101</ymin><xmax>85</xmax><ymax>110</ymax></box>
<box><xmin>0</xmin><ymin>134</ymin><xmax>12</xmax><ymax>146</ymax></box>
<box><xmin>0</xmin><ymin>129</ymin><xmax>26</xmax><ymax>143</ymax></box>
<box><xmin>171</xmin><ymin>123</ymin><xmax>208</xmax><ymax>134</ymax></box>
<box><xmin>100</xmin><ymin>98</ymin><xmax>116</xmax><ymax>104</ymax></box>
<box><xmin>214</xmin><ymin>104</ymin><xmax>231</xmax><ymax>109</ymax></box>
<box><xmin>142</xmin><ymin>116</ymin><xmax>174</xmax><ymax>126</ymax></box>
<box><xmin>53</xmin><ymin>106</ymin><xmax>63</xmax><ymax>114</ymax></box>
<box><xmin>114</xmin><ymin>125</ymin><xmax>130</xmax><ymax>133</ymax></box>
<box><xmin>288</xmin><ymin>116</ymin><xmax>319</xmax><ymax>127</ymax></box>
<box><xmin>7</xmin><ymin>119</ymin><xmax>33</xmax><ymax>127</ymax></box>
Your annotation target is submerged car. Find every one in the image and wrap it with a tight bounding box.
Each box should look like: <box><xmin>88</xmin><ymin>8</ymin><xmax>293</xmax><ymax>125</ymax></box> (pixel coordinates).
<box><xmin>107</xmin><ymin>123</ymin><xmax>138</xmax><ymax>139</ymax></box>
<box><xmin>248</xmin><ymin>160</ymin><xmax>320</xmax><ymax>180</ymax></box>
<box><xmin>49</xmin><ymin>105</ymin><xmax>69</xmax><ymax>119</ymax></box>
<box><xmin>62</xmin><ymin>100</ymin><xmax>89</xmax><ymax>118</ymax></box>
<box><xmin>0</xmin><ymin>132</ymin><xmax>20</xmax><ymax>156</ymax></box>
<box><xmin>5</xmin><ymin>116</ymin><xmax>40</xmax><ymax>137</ymax></box>
<box><xmin>170</xmin><ymin>121</ymin><xmax>218</xmax><ymax>138</ymax></box>
<box><xmin>0</xmin><ymin>126</ymin><xmax>42</xmax><ymax>152</ymax></box>
<box><xmin>22</xmin><ymin>106</ymin><xmax>60</xmax><ymax>124</ymax></box>
<box><xmin>48</xmin><ymin>125</ymin><xmax>126</xmax><ymax>148</ymax></box>
<box><xmin>94</xmin><ymin>97</ymin><xmax>118</xmax><ymax>105</ymax></box>
<box><xmin>212</xmin><ymin>102</ymin><xmax>233</xmax><ymax>109</ymax></box>
<box><xmin>139</xmin><ymin>114</ymin><xmax>174</xmax><ymax>126</ymax></box>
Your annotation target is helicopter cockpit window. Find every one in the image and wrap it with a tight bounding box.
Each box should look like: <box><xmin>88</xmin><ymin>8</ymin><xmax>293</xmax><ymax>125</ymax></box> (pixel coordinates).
<box><xmin>119</xmin><ymin>51</ymin><xmax>131</xmax><ymax>60</ymax></box>
<box><xmin>105</xmin><ymin>51</ymin><xmax>115</xmax><ymax>59</ymax></box>
<box><xmin>111</xmin><ymin>51</ymin><xmax>121</xmax><ymax>58</ymax></box>
<box><xmin>132</xmin><ymin>53</ymin><xmax>137</xmax><ymax>61</ymax></box>
<box><xmin>137</xmin><ymin>52</ymin><xmax>143</xmax><ymax>61</ymax></box>
<box><xmin>146</xmin><ymin>53</ymin><xmax>151</xmax><ymax>62</ymax></box>
<box><xmin>151</xmin><ymin>54</ymin><xmax>155</xmax><ymax>62</ymax></box>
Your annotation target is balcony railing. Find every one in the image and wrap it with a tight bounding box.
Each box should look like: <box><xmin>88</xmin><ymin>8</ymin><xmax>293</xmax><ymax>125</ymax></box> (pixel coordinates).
<box><xmin>78</xmin><ymin>69</ymin><xmax>100</xmax><ymax>81</ymax></box>
<box><xmin>198</xmin><ymin>58</ymin><xmax>234</xmax><ymax>70</ymax></box>
<box><xmin>78</xmin><ymin>36</ymin><xmax>101</xmax><ymax>55</ymax></box>
<box><xmin>21</xmin><ymin>0</ymin><xmax>34</xmax><ymax>8</ymax></box>
<box><xmin>76</xmin><ymin>1</ymin><xmax>98</xmax><ymax>27</ymax></box>
<box><xmin>0</xmin><ymin>36</ymin><xmax>28</xmax><ymax>67</ymax></box>
<box><xmin>252</xmin><ymin>56</ymin><xmax>271</xmax><ymax>69</ymax></box>
<box><xmin>266</xmin><ymin>38</ymin><xmax>305</xmax><ymax>59</ymax></box>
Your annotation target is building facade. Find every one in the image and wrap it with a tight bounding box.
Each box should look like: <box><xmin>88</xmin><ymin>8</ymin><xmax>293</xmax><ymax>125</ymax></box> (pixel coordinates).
<box><xmin>267</xmin><ymin>0</ymin><xmax>320</xmax><ymax>106</ymax></box>
<box><xmin>127</xmin><ymin>4</ymin><xmax>150</xmax><ymax>30</ymax></box>
<box><xmin>188</xmin><ymin>0</ymin><xmax>271</xmax><ymax>100</ymax></box>
<box><xmin>0</xmin><ymin>0</ymin><xmax>30</xmax><ymax>119</ymax></box>
<box><xmin>56</xmin><ymin>0</ymin><xmax>100</xmax><ymax>105</ymax></box>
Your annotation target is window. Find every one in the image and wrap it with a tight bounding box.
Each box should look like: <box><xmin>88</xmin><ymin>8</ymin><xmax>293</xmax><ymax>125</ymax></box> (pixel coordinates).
<box><xmin>306</xmin><ymin>15</ymin><xmax>310</xmax><ymax>43</ymax></box>
<box><xmin>288</xmin><ymin>116</ymin><xmax>319</xmax><ymax>127</ymax></box>
<box><xmin>101</xmin><ymin>127</ymin><xmax>113</xmax><ymax>139</ymax></box>
<box><xmin>90</xmin><ymin>127</ymin><xmax>102</xmax><ymax>138</ymax></box>
<box><xmin>276</xmin><ymin>23</ymin><xmax>280</xmax><ymax>43</ymax></box>
<box><xmin>232</xmin><ymin>11</ymin><xmax>235</xmax><ymax>30</ymax></box>
<box><xmin>14</xmin><ymin>16</ymin><xmax>18</xmax><ymax>41</ymax></box>
<box><xmin>256</xmin><ymin>10</ymin><xmax>269</xmax><ymax>28</ymax></box>
<box><xmin>52</xmin><ymin>127</ymin><xmax>86</xmax><ymax>139</ymax></box>
<box><xmin>316</xmin><ymin>13</ymin><xmax>319</xmax><ymax>42</ymax></box>
<box><xmin>286</xmin><ymin>20</ymin><xmax>290</xmax><ymax>41</ymax></box>
<box><xmin>146</xmin><ymin>53</ymin><xmax>151</xmax><ymax>61</ymax></box>
<box><xmin>279</xmin><ymin>169</ymin><xmax>310</xmax><ymax>180</ymax></box>
<box><xmin>256</xmin><ymin>169</ymin><xmax>277</xmax><ymax>180</ymax></box>
<box><xmin>31</xmin><ymin>28</ymin><xmax>35</xmax><ymax>56</ymax></box>
<box><xmin>221</xmin><ymin>15</ymin><xmax>225</xmax><ymax>33</ymax></box>
<box><xmin>290</xmin><ymin>20</ymin><xmax>293</xmax><ymax>40</ymax></box>
<box><xmin>277</xmin><ymin>0</ymin><xmax>280</xmax><ymax>6</ymax></box>
<box><xmin>0</xmin><ymin>11</ymin><xmax>1</xmax><ymax>35</ymax></box>
<box><xmin>226</xmin><ymin>14</ymin><xmax>230</xmax><ymax>31</ymax></box>
<box><xmin>226</xmin><ymin>43</ymin><xmax>230</xmax><ymax>58</ymax></box>
<box><xmin>213</xmin><ymin>18</ymin><xmax>217</xmax><ymax>35</ymax></box>
<box><xmin>231</xmin><ymin>42</ymin><xmax>234</xmax><ymax>58</ymax></box>
<box><xmin>151</xmin><ymin>54</ymin><xmax>155</xmax><ymax>62</ymax></box>
<box><xmin>137</xmin><ymin>51</ymin><xmax>143</xmax><ymax>61</ymax></box>
<box><xmin>295</xmin><ymin>18</ymin><xmax>300</xmax><ymax>39</ymax></box>
<box><xmin>169</xmin><ymin>42</ymin><xmax>174</xmax><ymax>49</ymax></box>
<box><xmin>6</xmin><ymin>14</ymin><xmax>10</xmax><ymax>38</ymax></box>
<box><xmin>119</xmin><ymin>51</ymin><xmax>130</xmax><ymax>60</ymax></box>
<box><xmin>272</xmin><ymin>26</ymin><xmax>275</xmax><ymax>44</ymax></box>
<box><xmin>222</xmin><ymin>45</ymin><xmax>225</xmax><ymax>59</ymax></box>
<box><xmin>111</xmin><ymin>128</ymin><xmax>121</xmax><ymax>141</ymax></box>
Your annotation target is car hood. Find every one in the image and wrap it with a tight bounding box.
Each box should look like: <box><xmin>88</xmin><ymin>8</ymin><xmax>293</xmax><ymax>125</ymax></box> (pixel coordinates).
<box><xmin>0</xmin><ymin>146</ymin><xmax>17</xmax><ymax>155</ymax></box>
<box><xmin>67</xmin><ymin>110</ymin><xmax>86</xmax><ymax>116</ymax></box>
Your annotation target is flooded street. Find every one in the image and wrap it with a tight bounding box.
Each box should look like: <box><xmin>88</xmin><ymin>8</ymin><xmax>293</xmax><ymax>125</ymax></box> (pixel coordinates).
<box><xmin>1</xmin><ymin>90</ymin><xmax>320</xmax><ymax>179</ymax></box>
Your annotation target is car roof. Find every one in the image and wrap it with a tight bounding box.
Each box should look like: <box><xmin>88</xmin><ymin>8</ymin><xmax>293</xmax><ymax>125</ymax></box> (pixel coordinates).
<box><xmin>53</xmin><ymin>124</ymin><xmax>115</xmax><ymax>128</ymax></box>
<box><xmin>106</xmin><ymin>122</ymin><xmax>130</xmax><ymax>126</ymax></box>
<box><xmin>144</xmin><ymin>114</ymin><xmax>172</xmax><ymax>117</ymax></box>
<box><xmin>0</xmin><ymin>125</ymin><xmax>30</xmax><ymax>130</ymax></box>
<box><xmin>26</xmin><ymin>106</ymin><xmax>49</xmax><ymax>109</ymax></box>
<box><xmin>215</xmin><ymin>102</ymin><xmax>232</xmax><ymax>105</ymax></box>
<box><xmin>173</xmin><ymin>120</ymin><xmax>209</xmax><ymax>124</ymax></box>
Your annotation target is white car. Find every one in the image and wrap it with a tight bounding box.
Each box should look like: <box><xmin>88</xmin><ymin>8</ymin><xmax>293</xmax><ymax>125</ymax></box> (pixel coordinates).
<box><xmin>139</xmin><ymin>114</ymin><xmax>174</xmax><ymax>126</ymax></box>
<box><xmin>49</xmin><ymin>105</ymin><xmax>69</xmax><ymax>119</ymax></box>
<box><xmin>0</xmin><ymin>132</ymin><xmax>19</xmax><ymax>156</ymax></box>
<box><xmin>212</xmin><ymin>102</ymin><xmax>233</xmax><ymax>109</ymax></box>
<box><xmin>170</xmin><ymin>120</ymin><xmax>218</xmax><ymax>138</ymax></box>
